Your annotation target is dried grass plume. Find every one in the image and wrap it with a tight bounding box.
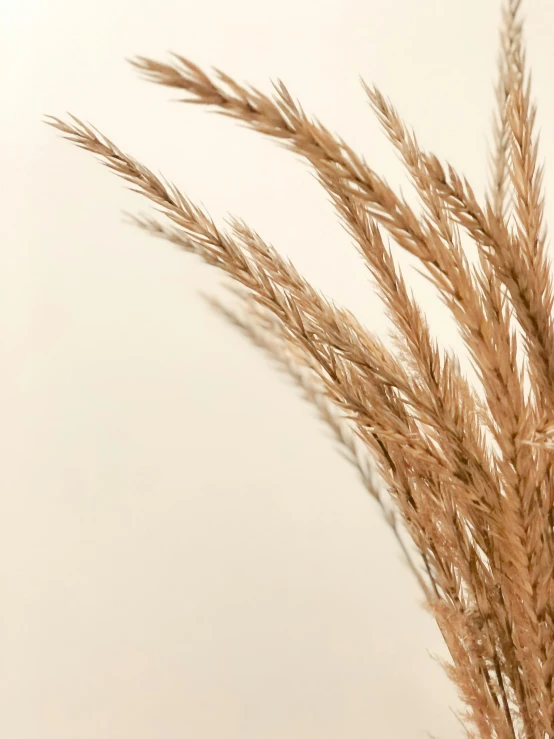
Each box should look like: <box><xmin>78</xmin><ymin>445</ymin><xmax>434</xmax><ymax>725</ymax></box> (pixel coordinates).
<box><xmin>46</xmin><ymin>1</ymin><xmax>554</xmax><ymax>736</ymax></box>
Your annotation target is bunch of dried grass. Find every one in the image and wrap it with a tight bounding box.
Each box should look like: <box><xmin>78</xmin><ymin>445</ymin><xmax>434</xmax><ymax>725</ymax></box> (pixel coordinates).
<box><xmin>46</xmin><ymin>1</ymin><xmax>554</xmax><ymax>735</ymax></box>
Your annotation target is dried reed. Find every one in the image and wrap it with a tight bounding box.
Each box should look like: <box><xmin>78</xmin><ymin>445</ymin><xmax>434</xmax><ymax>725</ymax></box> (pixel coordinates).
<box><xmin>46</xmin><ymin>1</ymin><xmax>554</xmax><ymax>735</ymax></box>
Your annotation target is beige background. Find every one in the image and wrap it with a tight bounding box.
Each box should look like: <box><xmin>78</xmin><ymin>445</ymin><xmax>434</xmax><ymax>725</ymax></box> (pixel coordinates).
<box><xmin>2</xmin><ymin>0</ymin><xmax>554</xmax><ymax>737</ymax></box>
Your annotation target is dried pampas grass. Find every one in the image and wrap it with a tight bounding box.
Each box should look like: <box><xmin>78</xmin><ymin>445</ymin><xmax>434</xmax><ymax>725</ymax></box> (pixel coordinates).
<box><xmin>47</xmin><ymin>1</ymin><xmax>554</xmax><ymax>736</ymax></box>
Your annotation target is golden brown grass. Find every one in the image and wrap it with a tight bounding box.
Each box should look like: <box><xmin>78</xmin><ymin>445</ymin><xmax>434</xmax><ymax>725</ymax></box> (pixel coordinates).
<box><xmin>46</xmin><ymin>1</ymin><xmax>554</xmax><ymax>736</ymax></box>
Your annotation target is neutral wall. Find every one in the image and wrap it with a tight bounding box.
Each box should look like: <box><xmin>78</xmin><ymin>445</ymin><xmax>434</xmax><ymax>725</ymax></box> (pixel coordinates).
<box><xmin>2</xmin><ymin>0</ymin><xmax>554</xmax><ymax>737</ymax></box>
